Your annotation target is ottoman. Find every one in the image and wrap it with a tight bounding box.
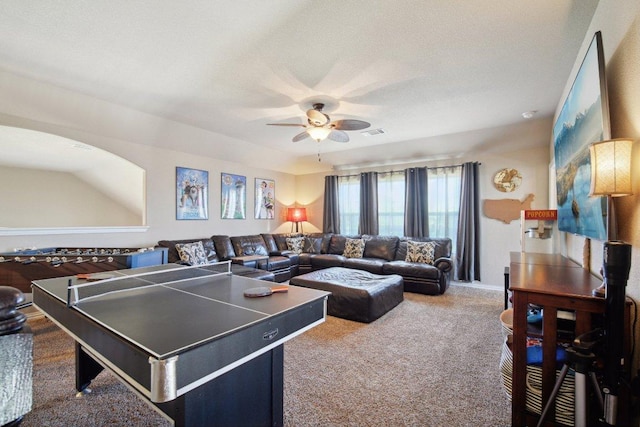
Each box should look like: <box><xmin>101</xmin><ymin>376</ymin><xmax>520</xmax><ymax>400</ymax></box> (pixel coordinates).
<box><xmin>289</xmin><ymin>267</ymin><xmax>403</xmax><ymax>323</ymax></box>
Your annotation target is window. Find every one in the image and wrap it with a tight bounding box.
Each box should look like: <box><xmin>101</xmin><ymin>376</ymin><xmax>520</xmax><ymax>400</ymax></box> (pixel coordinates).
<box><xmin>428</xmin><ymin>166</ymin><xmax>461</xmax><ymax>250</ymax></box>
<box><xmin>338</xmin><ymin>175</ymin><xmax>360</xmax><ymax>235</ymax></box>
<box><xmin>334</xmin><ymin>166</ymin><xmax>461</xmax><ymax>245</ymax></box>
<box><xmin>377</xmin><ymin>171</ymin><xmax>405</xmax><ymax>236</ymax></box>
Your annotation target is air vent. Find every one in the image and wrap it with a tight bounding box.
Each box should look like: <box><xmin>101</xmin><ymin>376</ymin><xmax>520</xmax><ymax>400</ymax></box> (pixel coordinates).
<box><xmin>361</xmin><ymin>128</ymin><xmax>385</xmax><ymax>136</ymax></box>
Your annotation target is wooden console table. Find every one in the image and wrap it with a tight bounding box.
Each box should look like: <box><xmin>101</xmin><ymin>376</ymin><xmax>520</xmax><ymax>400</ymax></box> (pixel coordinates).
<box><xmin>508</xmin><ymin>252</ymin><xmax>630</xmax><ymax>426</ymax></box>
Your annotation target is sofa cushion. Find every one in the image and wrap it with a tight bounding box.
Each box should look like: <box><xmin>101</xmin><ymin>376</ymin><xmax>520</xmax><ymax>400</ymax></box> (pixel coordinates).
<box><xmin>261</xmin><ymin>233</ymin><xmax>279</xmax><ymax>253</ymax></box>
<box><xmin>406</xmin><ymin>240</ymin><xmax>436</xmax><ymax>264</ymax></box>
<box><xmin>230</xmin><ymin>235</ymin><xmax>269</xmax><ymax>257</ymax></box>
<box><xmin>343</xmin><ymin>258</ymin><xmax>385</xmax><ymax>274</ymax></box>
<box><xmin>303</xmin><ymin>236</ymin><xmax>323</xmax><ymax>254</ymax></box>
<box><xmin>343</xmin><ymin>238</ymin><xmax>365</xmax><ymax>258</ymax></box>
<box><xmin>270</xmin><ymin>233</ymin><xmax>303</xmax><ymax>251</ymax></box>
<box><xmin>175</xmin><ymin>241</ymin><xmax>208</xmax><ymax>265</ymax></box>
<box><xmin>311</xmin><ymin>254</ymin><xmax>346</xmax><ymax>269</ymax></box>
<box><xmin>272</xmin><ymin>233</ymin><xmax>288</xmax><ymax>251</ymax></box>
<box><xmin>362</xmin><ymin>235</ymin><xmax>399</xmax><ymax>261</ymax></box>
<box><xmin>298</xmin><ymin>253</ymin><xmax>314</xmax><ymax>266</ymax></box>
<box><xmin>211</xmin><ymin>235</ymin><xmax>236</xmax><ymax>260</ymax></box>
<box><xmin>383</xmin><ymin>260</ymin><xmax>441</xmax><ymax>280</ymax></box>
<box><xmin>286</xmin><ymin>236</ymin><xmax>305</xmax><ymax>254</ymax></box>
<box><xmin>395</xmin><ymin>237</ymin><xmax>452</xmax><ymax>261</ymax></box>
<box><xmin>319</xmin><ymin>233</ymin><xmax>333</xmax><ymax>254</ymax></box>
<box><xmin>158</xmin><ymin>238</ymin><xmax>219</xmax><ymax>264</ymax></box>
<box><xmin>328</xmin><ymin>234</ymin><xmax>360</xmax><ymax>254</ymax></box>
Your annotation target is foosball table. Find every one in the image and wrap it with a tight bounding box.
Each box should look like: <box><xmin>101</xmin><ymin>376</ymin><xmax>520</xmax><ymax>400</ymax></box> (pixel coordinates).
<box><xmin>0</xmin><ymin>247</ymin><xmax>169</xmax><ymax>294</ymax></box>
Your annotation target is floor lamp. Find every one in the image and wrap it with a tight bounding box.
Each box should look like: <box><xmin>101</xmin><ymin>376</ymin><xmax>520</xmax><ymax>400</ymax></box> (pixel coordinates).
<box><xmin>287</xmin><ymin>207</ymin><xmax>307</xmax><ymax>233</ymax></box>
<box><xmin>589</xmin><ymin>138</ymin><xmax>634</xmax><ymax>426</ymax></box>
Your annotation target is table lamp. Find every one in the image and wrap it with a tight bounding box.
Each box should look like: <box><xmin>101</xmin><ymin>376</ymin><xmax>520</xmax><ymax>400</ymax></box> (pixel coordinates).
<box><xmin>588</xmin><ymin>138</ymin><xmax>633</xmax><ymax>296</ymax></box>
<box><xmin>589</xmin><ymin>138</ymin><xmax>634</xmax><ymax>425</ymax></box>
<box><xmin>286</xmin><ymin>207</ymin><xmax>307</xmax><ymax>233</ymax></box>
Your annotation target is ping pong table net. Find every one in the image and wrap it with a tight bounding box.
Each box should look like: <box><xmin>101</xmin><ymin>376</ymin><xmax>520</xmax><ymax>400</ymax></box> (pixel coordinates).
<box><xmin>66</xmin><ymin>261</ymin><xmax>233</xmax><ymax>307</ymax></box>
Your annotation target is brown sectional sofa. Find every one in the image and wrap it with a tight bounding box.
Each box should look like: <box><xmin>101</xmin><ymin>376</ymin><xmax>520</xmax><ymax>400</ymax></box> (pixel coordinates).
<box><xmin>157</xmin><ymin>233</ymin><xmax>453</xmax><ymax>295</ymax></box>
<box><xmin>279</xmin><ymin>234</ymin><xmax>452</xmax><ymax>295</ymax></box>
<box><xmin>156</xmin><ymin>237</ymin><xmax>276</xmax><ymax>282</ymax></box>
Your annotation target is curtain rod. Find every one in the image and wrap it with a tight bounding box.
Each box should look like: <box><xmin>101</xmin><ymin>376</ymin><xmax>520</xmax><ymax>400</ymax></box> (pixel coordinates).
<box><xmin>333</xmin><ymin>162</ymin><xmax>480</xmax><ymax>178</ymax></box>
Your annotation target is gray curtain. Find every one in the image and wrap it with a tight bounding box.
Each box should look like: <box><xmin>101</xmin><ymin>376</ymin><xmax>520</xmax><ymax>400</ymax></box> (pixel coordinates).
<box><xmin>404</xmin><ymin>167</ymin><xmax>428</xmax><ymax>237</ymax></box>
<box><xmin>323</xmin><ymin>175</ymin><xmax>340</xmax><ymax>233</ymax></box>
<box><xmin>455</xmin><ymin>162</ymin><xmax>480</xmax><ymax>281</ymax></box>
<box><xmin>358</xmin><ymin>172</ymin><xmax>378</xmax><ymax>235</ymax></box>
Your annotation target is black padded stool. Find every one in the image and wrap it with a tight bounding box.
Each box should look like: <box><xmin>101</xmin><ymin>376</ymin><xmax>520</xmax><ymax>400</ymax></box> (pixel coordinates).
<box><xmin>0</xmin><ymin>286</ymin><xmax>32</xmax><ymax>426</ymax></box>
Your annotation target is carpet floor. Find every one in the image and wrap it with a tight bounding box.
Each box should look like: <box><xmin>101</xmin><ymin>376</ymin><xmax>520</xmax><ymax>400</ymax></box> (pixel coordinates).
<box><xmin>20</xmin><ymin>284</ymin><xmax>510</xmax><ymax>426</ymax></box>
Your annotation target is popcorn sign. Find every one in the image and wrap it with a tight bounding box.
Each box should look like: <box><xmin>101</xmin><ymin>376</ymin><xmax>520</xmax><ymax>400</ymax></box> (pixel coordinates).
<box><xmin>523</xmin><ymin>210</ymin><xmax>557</xmax><ymax>220</ymax></box>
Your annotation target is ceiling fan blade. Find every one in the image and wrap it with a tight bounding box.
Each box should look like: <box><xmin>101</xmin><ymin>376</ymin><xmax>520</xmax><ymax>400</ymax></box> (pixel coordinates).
<box><xmin>306</xmin><ymin>109</ymin><xmax>330</xmax><ymax>126</ymax></box>
<box><xmin>292</xmin><ymin>131</ymin><xmax>310</xmax><ymax>142</ymax></box>
<box><xmin>328</xmin><ymin>130</ymin><xmax>349</xmax><ymax>143</ymax></box>
<box><xmin>332</xmin><ymin>119</ymin><xmax>371</xmax><ymax>131</ymax></box>
<box><xmin>266</xmin><ymin>123</ymin><xmax>306</xmax><ymax>127</ymax></box>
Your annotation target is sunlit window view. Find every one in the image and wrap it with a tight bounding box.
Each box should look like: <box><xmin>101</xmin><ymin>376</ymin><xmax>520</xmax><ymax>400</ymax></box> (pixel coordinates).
<box><xmin>337</xmin><ymin>167</ymin><xmax>462</xmax><ymax>251</ymax></box>
<box><xmin>377</xmin><ymin>171</ymin><xmax>405</xmax><ymax>236</ymax></box>
<box><xmin>338</xmin><ymin>175</ymin><xmax>360</xmax><ymax>235</ymax></box>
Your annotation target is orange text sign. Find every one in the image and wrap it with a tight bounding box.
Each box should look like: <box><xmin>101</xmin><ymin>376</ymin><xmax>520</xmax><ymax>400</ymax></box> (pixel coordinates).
<box><xmin>523</xmin><ymin>210</ymin><xmax>557</xmax><ymax>220</ymax></box>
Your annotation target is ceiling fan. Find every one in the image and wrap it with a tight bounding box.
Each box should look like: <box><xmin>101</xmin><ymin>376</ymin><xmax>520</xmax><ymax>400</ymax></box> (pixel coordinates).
<box><xmin>267</xmin><ymin>103</ymin><xmax>370</xmax><ymax>143</ymax></box>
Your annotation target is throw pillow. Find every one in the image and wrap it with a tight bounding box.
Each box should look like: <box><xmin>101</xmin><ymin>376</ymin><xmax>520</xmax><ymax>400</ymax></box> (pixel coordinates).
<box><xmin>343</xmin><ymin>238</ymin><xmax>365</xmax><ymax>259</ymax></box>
<box><xmin>175</xmin><ymin>241</ymin><xmax>208</xmax><ymax>265</ymax></box>
<box><xmin>286</xmin><ymin>236</ymin><xmax>305</xmax><ymax>254</ymax></box>
<box><xmin>303</xmin><ymin>236</ymin><xmax>322</xmax><ymax>254</ymax></box>
<box><xmin>405</xmin><ymin>240</ymin><xmax>436</xmax><ymax>265</ymax></box>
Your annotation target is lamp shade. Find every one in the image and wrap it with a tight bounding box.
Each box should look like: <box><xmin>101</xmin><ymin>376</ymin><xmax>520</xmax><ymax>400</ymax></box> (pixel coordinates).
<box><xmin>589</xmin><ymin>138</ymin><xmax>633</xmax><ymax>197</ymax></box>
<box><xmin>307</xmin><ymin>127</ymin><xmax>331</xmax><ymax>142</ymax></box>
<box><xmin>286</xmin><ymin>207</ymin><xmax>307</xmax><ymax>222</ymax></box>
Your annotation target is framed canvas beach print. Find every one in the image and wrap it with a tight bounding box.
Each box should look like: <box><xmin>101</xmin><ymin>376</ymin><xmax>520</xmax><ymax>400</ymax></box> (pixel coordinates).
<box><xmin>553</xmin><ymin>32</ymin><xmax>610</xmax><ymax>241</ymax></box>
<box><xmin>254</xmin><ymin>178</ymin><xmax>275</xmax><ymax>219</ymax></box>
<box><xmin>176</xmin><ymin>167</ymin><xmax>208</xmax><ymax>220</ymax></box>
<box><xmin>221</xmin><ymin>173</ymin><xmax>246</xmax><ymax>219</ymax></box>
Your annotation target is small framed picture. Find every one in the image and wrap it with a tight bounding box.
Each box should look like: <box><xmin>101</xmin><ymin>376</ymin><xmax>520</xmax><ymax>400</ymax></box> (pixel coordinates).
<box><xmin>221</xmin><ymin>173</ymin><xmax>246</xmax><ymax>219</ymax></box>
<box><xmin>254</xmin><ymin>178</ymin><xmax>275</xmax><ymax>219</ymax></box>
<box><xmin>176</xmin><ymin>167</ymin><xmax>208</xmax><ymax>220</ymax></box>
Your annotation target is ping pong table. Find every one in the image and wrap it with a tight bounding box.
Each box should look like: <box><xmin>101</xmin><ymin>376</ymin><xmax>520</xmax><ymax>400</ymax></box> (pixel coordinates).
<box><xmin>31</xmin><ymin>262</ymin><xmax>329</xmax><ymax>426</ymax></box>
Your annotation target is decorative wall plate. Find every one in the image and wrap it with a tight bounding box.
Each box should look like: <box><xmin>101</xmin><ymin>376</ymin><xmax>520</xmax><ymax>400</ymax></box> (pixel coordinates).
<box><xmin>493</xmin><ymin>168</ymin><xmax>522</xmax><ymax>192</ymax></box>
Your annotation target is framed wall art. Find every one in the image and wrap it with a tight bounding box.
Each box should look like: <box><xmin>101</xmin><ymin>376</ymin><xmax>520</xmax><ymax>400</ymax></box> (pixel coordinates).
<box><xmin>221</xmin><ymin>173</ymin><xmax>246</xmax><ymax>219</ymax></box>
<box><xmin>176</xmin><ymin>167</ymin><xmax>208</xmax><ymax>220</ymax></box>
<box><xmin>254</xmin><ymin>178</ymin><xmax>275</xmax><ymax>219</ymax></box>
<box><xmin>553</xmin><ymin>31</ymin><xmax>610</xmax><ymax>241</ymax></box>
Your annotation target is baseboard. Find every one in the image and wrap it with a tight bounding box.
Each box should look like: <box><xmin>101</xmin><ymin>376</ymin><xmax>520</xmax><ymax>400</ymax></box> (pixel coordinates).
<box><xmin>451</xmin><ymin>281</ymin><xmax>502</xmax><ymax>292</ymax></box>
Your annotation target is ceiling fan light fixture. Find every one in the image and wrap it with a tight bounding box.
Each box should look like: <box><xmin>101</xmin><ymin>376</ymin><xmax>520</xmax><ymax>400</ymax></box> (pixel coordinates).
<box><xmin>307</xmin><ymin>127</ymin><xmax>331</xmax><ymax>142</ymax></box>
<box><xmin>267</xmin><ymin>100</ymin><xmax>370</xmax><ymax>143</ymax></box>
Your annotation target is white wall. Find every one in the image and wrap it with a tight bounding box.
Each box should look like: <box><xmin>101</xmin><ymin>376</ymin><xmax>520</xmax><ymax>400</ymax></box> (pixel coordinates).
<box><xmin>0</xmin><ymin>166</ymin><xmax>139</xmax><ymax>227</ymax></box>
<box><xmin>552</xmin><ymin>0</ymin><xmax>640</xmax><ymax>371</ymax></box>
<box><xmin>476</xmin><ymin>146</ymin><xmax>552</xmax><ymax>286</ymax></box>
<box><xmin>0</xmin><ymin>139</ymin><xmax>297</xmax><ymax>251</ymax></box>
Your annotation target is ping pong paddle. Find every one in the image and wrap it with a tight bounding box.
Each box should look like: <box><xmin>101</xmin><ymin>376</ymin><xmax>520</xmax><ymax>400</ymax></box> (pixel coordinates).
<box><xmin>243</xmin><ymin>285</ymin><xmax>289</xmax><ymax>298</ymax></box>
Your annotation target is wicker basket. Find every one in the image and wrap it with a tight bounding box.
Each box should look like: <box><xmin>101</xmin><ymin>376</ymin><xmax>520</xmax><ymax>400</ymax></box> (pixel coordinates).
<box><xmin>499</xmin><ymin>334</ymin><xmax>575</xmax><ymax>426</ymax></box>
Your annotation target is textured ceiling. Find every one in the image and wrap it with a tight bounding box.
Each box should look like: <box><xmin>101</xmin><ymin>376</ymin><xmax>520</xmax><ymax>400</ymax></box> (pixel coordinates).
<box><xmin>0</xmin><ymin>0</ymin><xmax>600</xmax><ymax>174</ymax></box>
